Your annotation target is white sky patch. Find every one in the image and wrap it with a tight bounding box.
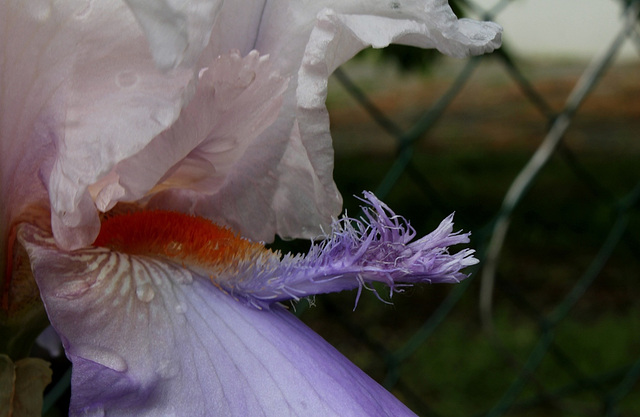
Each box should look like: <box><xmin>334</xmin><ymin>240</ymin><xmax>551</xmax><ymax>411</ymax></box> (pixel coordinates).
<box><xmin>469</xmin><ymin>0</ymin><xmax>638</xmax><ymax>61</ymax></box>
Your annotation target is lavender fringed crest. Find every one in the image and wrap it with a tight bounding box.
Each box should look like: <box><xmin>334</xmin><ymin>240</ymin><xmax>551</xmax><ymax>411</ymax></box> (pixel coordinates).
<box><xmin>217</xmin><ymin>192</ymin><xmax>478</xmax><ymax>309</ymax></box>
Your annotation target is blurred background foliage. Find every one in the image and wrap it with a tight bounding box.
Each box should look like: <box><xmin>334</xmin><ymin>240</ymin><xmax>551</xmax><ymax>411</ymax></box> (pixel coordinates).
<box><xmin>294</xmin><ymin>0</ymin><xmax>640</xmax><ymax>416</ymax></box>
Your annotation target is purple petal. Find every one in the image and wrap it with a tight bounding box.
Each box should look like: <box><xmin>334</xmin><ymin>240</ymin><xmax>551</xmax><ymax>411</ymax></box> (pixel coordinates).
<box><xmin>218</xmin><ymin>192</ymin><xmax>478</xmax><ymax>309</ymax></box>
<box><xmin>19</xmin><ymin>224</ymin><xmax>417</xmax><ymax>416</ymax></box>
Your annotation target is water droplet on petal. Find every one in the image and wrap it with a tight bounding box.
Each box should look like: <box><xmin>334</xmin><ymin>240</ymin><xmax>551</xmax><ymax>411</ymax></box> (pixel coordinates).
<box><xmin>116</xmin><ymin>71</ymin><xmax>139</xmax><ymax>88</ymax></box>
<box><xmin>150</xmin><ymin>107</ymin><xmax>175</xmax><ymax>127</ymax></box>
<box><xmin>238</xmin><ymin>71</ymin><xmax>256</xmax><ymax>88</ymax></box>
<box><xmin>83</xmin><ymin>408</ymin><xmax>105</xmax><ymax>417</ymax></box>
<box><xmin>73</xmin><ymin>0</ymin><xmax>93</xmax><ymax>19</ymax></box>
<box><xmin>57</xmin><ymin>279</ymin><xmax>91</xmax><ymax>299</ymax></box>
<box><xmin>157</xmin><ymin>359</ymin><xmax>179</xmax><ymax>379</ymax></box>
<box><xmin>172</xmin><ymin>269</ymin><xmax>193</xmax><ymax>285</ymax></box>
<box><xmin>174</xmin><ymin>302</ymin><xmax>187</xmax><ymax>314</ymax></box>
<box><xmin>136</xmin><ymin>283</ymin><xmax>155</xmax><ymax>302</ymax></box>
<box><xmin>161</xmin><ymin>407</ymin><xmax>178</xmax><ymax>417</ymax></box>
<box><xmin>78</xmin><ymin>347</ymin><xmax>128</xmax><ymax>372</ymax></box>
<box><xmin>28</xmin><ymin>0</ymin><xmax>52</xmax><ymax>21</ymax></box>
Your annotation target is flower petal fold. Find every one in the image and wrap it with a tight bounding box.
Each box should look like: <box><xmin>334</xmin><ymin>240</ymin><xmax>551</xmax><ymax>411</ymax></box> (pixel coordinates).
<box><xmin>2</xmin><ymin>0</ymin><xmax>501</xmax><ymax>249</ymax></box>
<box><xmin>90</xmin><ymin>50</ymin><xmax>288</xmax><ymax>218</ymax></box>
<box><xmin>123</xmin><ymin>0</ymin><xmax>223</xmax><ymax>70</ymax></box>
<box><xmin>18</xmin><ymin>223</ymin><xmax>417</xmax><ymax>417</ymax></box>
<box><xmin>0</xmin><ymin>1</ymin><xmax>198</xmax><ymax>250</ymax></box>
<box><xmin>180</xmin><ymin>0</ymin><xmax>502</xmax><ymax>242</ymax></box>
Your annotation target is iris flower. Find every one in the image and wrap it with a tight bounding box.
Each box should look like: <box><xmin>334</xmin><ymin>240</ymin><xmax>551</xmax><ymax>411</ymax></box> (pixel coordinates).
<box><xmin>1</xmin><ymin>0</ymin><xmax>501</xmax><ymax>415</ymax></box>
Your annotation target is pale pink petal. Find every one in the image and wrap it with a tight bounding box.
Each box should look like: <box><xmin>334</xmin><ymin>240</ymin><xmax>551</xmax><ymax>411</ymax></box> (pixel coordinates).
<box><xmin>0</xmin><ymin>1</ymin><xmax>198</xmax><ymax>251</ymax></box>
<box><xmin>171</xmin><ymin>0</ymin><xmax>502</xmax><ymax>242</ymax></box>
<box><xmin>123</xmin><ymin>0</ymin><xmax>223</xmax><ymax>70</ymax></box>
<box><xmin>90</xmin><ymin>51</ymin><xmax>288</xmax><ymax>218</ymax></box>
<box><xmin>2</xmin><ymin>0</ymin><xmax>502</xmax><ymax>252</ymax></box>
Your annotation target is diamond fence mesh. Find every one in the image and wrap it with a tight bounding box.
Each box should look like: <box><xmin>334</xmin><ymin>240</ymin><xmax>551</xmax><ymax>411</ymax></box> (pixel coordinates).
<box><xmin>296</xmin><ymin>1</ymin><xmax>640</xmax><ymax>416</ymax></box>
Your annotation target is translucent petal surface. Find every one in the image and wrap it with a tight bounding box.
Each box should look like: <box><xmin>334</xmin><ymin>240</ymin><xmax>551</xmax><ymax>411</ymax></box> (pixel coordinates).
<box><xmin>1</xmin><ymin>0</ymin><xmax>501</xmax><ymax>251</ymax></box>
<box><xmin>140</xmin><ymin>0</ymin><xmax>502</xmax><ymax>242</ymax></box>
<box><xmin>124</xmin><ymin>0</ymin><xmax>223</xmax><ymax>70</ymax></box>
<box><xmin>0</xmin><ymin>0</ymin><xmax>196</xmax><ymax>251</ymax></box>
<box><xmin>19</xmin><ymin>224</ymin><xmax>417</xmax><ymax>416</ymax></box>
<box><xmin>90</xmin><ymin>51</ymin><xmax>288</xmax><ymax>217</ymax></box>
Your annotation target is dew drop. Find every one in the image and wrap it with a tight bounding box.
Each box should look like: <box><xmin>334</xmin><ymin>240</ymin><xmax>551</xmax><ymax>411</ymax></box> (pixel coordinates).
<box><xmin>28</xmin><ymin>0</ymin><xmax>52</xmax><ymax>21</ymax></box>
<box><xmin>237</xmin><ymin>70</ymin><xmax>256</xmax><ymax>88</ymax></box>
<box><xmin>116</xmin><ymin>70</ymin><xmax>139</xmax><ymax>88</ymax></box>
<box><xmin>174</xmin><ymin>302</ymin><xmax>188</xmax><ymax>314</ymax></box>
<box><xmin>165</xmin><ymin>241</ymin><xmax>183</xmax><ymax>257</ymax></box>
<box><xmin>57</xmin><ymin>279</ymin><xmax>90</xmax><ymax>299</ymax></box>
<box><xmin>73</xmin><ymin>0</ymin><xmax>93</xmax><ymax>19</ymax></box>
<box><xmin>161</xmin><ymin>407</ymin><xmax>178</xmax><ymax>417</ymax></box>
<box><xmin>150</xmin><ymin>107</ymin><xmax>175</xmax><ymax>126</ymax></box>
<box><xmin>136</xmin><ymin>283</ymin><xmax>155</xmax><ymax>303</ymax></box>
<box><xmin>78</xmin><ymin>346</ymin><xmax>128</xmax><ymax>373</ymax></box>
<box><xmin>173</xmin><ymin>268</ymin><xmax>193</xmax><ymax>285</ymax></box>
<box><xmin>84</xmin><ymin>408</ymin><xmax>105</xmax><ymax>417</ymax></box>
<box><xmin>157</xmin><ymin>359</ymin><xmax>179</xmax><ymax>379</ymax></box>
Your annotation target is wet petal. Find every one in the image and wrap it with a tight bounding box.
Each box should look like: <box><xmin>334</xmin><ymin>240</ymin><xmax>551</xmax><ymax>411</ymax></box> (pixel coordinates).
<box><xmin>18</xmin><ymin>224</ymin><xmax>417</xmax><ymax>416</ymax></box>
<box><xmin>124</xmin><ymin>0</ymin><xmax>223</xmax><ymax>70</ymax></box>
<box><xmin>90</xmin><ymin>50</ymin><xmax>288</xmax><ymax>216</ymax></box>
<box><xmin>2</xmin><ymin>1</ymin><xmax>501</xmax><ymax>249</ymax></box>
<box><xmin>180</xmin><ymin>0</ymin><xmax>502</xmax><ymax>242</ymax></box>
<box><xmin>0</xmin><ymin>1</ymin><xmax>197</xmax><ymax>251</ymax></box>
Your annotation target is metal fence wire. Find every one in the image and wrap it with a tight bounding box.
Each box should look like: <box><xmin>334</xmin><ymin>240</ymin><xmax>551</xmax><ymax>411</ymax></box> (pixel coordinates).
<box><xmin>299</xmin><ymin>0</ymin><xmax>640</xmax><ymax>416</ymax></box>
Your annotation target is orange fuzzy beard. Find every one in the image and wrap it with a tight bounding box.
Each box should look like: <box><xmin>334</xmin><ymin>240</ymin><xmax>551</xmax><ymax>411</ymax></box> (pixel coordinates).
<box><xmin>94</xmin><ymin>211</ymin><xmax>271</xmax><ymax>272</ymax></box>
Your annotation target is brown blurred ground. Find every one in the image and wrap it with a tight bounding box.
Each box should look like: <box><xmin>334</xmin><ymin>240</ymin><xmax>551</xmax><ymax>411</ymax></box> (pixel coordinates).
<box><xmin>328</xmin><ymin>59</ymin><xmax>640</xmax><ymax>155</ymax></box>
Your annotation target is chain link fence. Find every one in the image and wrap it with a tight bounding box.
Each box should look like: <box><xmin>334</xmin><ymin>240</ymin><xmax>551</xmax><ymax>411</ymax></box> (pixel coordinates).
<box><xmin>297</xmin><ymin>0</ymin><xmax>640</xmax><ymax>415</ymax></box>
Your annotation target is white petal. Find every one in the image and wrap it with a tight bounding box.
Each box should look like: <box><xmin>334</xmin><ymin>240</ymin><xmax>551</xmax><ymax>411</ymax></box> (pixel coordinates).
<box><xmin>123</xmin><ymin>0</ymin><xmax>223</xmax><ymax>70</ymax></box>
<box><xmin>0</xmin><ymin>1</ymin><xmax>197</xmax><ymax>250</ymax></box>
<box><xmin>178</xmin><ymin>0</ymin><xmax>501</xmax><ymax>242</ymax></box>
<box><xmin>2</xmin><ymin>0</ymin><xmax>502</xmax><ymax>252</ymax></box>
<box><xmin>90</xmin><ymin>51</ymin><xmax>288</xmax><ymax>216</ymax></box>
